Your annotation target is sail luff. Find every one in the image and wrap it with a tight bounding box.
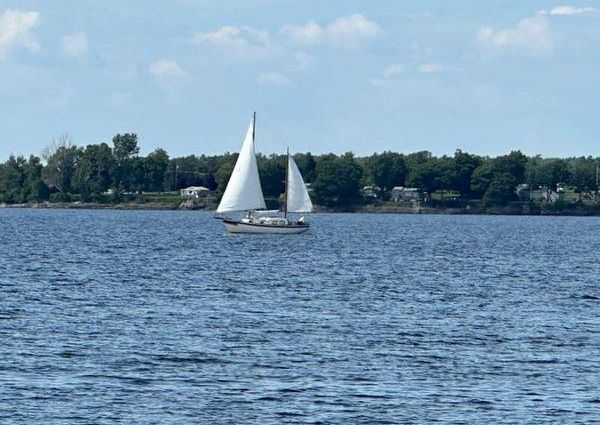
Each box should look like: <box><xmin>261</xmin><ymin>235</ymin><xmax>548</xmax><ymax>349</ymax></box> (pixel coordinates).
<box><xmin>216</xmin><ymin>117</ymin><xmax>266</xmax><ymax>213</ymax></box>
<box><xmin>284</xmin><ymin>147</ymin><xmax>289</xmax><ymax>218</ymax></box>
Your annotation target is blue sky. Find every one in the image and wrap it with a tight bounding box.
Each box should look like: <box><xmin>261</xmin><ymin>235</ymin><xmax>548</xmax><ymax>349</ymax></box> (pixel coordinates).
<box><xmin>1</xmin><ymin>1</ymin><xmax>599</xmax><ymax>160</ymax></box>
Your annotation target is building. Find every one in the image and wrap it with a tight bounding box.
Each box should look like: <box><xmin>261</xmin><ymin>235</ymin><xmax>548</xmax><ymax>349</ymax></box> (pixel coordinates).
<box><xmin>362</xmin><ymin>185</ymin><xmax>381</xmax><ymax>199</ymax></box>
<box><xmin>180</xmin><ymin>186</ymin><xmax>210</xmax><ymax>198</ymax></box>
<box><xmin>391</xmin><ymin>186</ymin><xmax>422</xmax><ymax>202</ymax></box>
<box><xmin>516</xmin><ymin>184</ymin><xmax>563</xmax><ymax>203</ymax></box>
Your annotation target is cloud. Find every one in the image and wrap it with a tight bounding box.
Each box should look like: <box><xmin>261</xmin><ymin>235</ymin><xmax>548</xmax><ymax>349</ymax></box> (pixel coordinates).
<box><xmin>294</xmin><ymin>51</ymin><xmax>315</xmax><ymax>70</ymax></box>
<box><xmin>194</xmin><ymin>14</ymin><xmax>379</xmax><ymax>62</ymax></box>
<box><xmin>418</xmin><ymin>62</ymin><xmax>443</xmax><ymax>73</ymax></box>
<box><xmin>280</xmin><ymin>21</ymin><xmax>323</xmax><ymax>45</ymax></box>
<box><xmin>0</xmin><ymin>9</ymin><xmax>40</xmax><ymax>59</ymax></box>
<box><xmin>383</xmin><ymin>63</ymin><xmax>403</xmax><ymax>77</ymax></box>
<box><xmin>279</xmin><ymin>14</ymin><xmax>380</xmax><ymax>48</ymax></box>
<box><xmin>326</xmin><ymin>14</ymin><xmax>380</xmax><ymax>47</ymax></box>
<box><xmin>193</xmin><ymin>14</ymin><xmax>379</xmax><ymax>62</ymax></box>
<box><xmin>538</xmin><ymin>5</ymin><xmax>598</xmax><ymax>15</ymax></box>
<box><xmin>193</xmin><ymin>25</ymin><xmax>273</xmax><ymax>60</ymax></box>
<box><xmin>149</xmin><ymin>59</ymin><xmax>186</xmax><ymax>77</ymax></box>
<box><xmin>257</xmin><ymin>71</ymin><xmax>290</xmax><ymax>85</ymax></box>
<box><xmin>61</xmin><ymin>32</ymin><xmax>87</xmax><ymax>58</ymax></box>
<box><xmin>370</xmin><ymin>63</ymin><xmax>403</xmax><ymax>86</ymax></box>
<box><xmin>478</xmin><ymin>15</ymin><xmax>552</xmax><ymax>54</ymax></box>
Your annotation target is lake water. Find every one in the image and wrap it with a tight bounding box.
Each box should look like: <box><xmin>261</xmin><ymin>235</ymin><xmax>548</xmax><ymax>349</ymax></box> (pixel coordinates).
<box><xmin>1</xmin><ymin>209</ymin><xmax>599</xmax><ymax>424</ymax></box>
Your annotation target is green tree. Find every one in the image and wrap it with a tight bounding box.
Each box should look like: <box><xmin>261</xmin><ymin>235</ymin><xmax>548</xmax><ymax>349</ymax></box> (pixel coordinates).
<box><xmin>569</xmin><ymin>157</ymin><xmax>596</xmax><ymax>201</ymax></box>
<box><xmin>471</xmin><ymin>151</ymin><xmax>527</xmax><ymax>203</ymax></box>
<box><xmin>406</xmin><ymin>159</ymin><xmax>439</xmax><ymax>193</ymax></box>
<box><xmin>470</xmin><ymin>161</ymin><xmax>494</xmax><ymax>198</ymax></box>
<box><xmin>112</xmin><ymin>133</ymin><xmax>140</xmax><ymax>164</ymax></box>
<box><xmin>112</xmin><ymin>133</ymin><xmax>139</xmax><ymax>191</ymax></box>
<box><xmin>143</xmin><ymin>148</ymin><xmax>169</xmax><ymax>192</ymax></box>
<box><xmin>128</xmin><ymin>157</ymin><xmax>146</xmax><ymax>193</ymax></box>
<box><xmin>404</xmin><ymin>150</ymin><xmax>433</xmax><ymax>170</ymax></box>
<box><xmin>435</xmin><ymin>156</ymin><xmax>457</xmax><ymax>194</ymax></box>
<box><xmin>214</xmin><ymin>154</ymin><xmax>237</xmax><ymax>199</ymax></box>
<box><xmin>25</xmin><ymin>155</ymin><xmax>50</xmax><ymax>202</ymax></box>
<box><xmin>537</xmin><ymin>159</ymin><xmax>570</xmax><ymax>191</ymax></box>
<box><xmin>452</xmin><ymin>150</ymin><xmax>482</xmax><ymax>196</ymax></box>
<box><xmin>0</xmin><ymin>155</ymin><xmax>28</xmax><ymax>203</ymax></box>
<box><xmin>482</xmin><ymin>172</ymin><xmax>518</xmax><ymax>206</ymax></box>
<box><xmin>312</xmin><ymin>153</ymin><xmax>363</xmax><ymax>207</ymax></box>
<box><xmin>43</xmin><ymin>138</ymin><xmax>81</xmax><ymax>196</ymax></box>
<box><xmin>73</xmin><ymin>143</ymin><xmax>114</xmax><ymax>199</ymax></box>
<box><xmin>364</xmin><ymin>151</ymin><xmax>407</xmax><ymax>195</ymax></box>
<box><xmin>258</xmin><ymin>154</ymin><xmax>285</xmax><ymax>199</ymax></box>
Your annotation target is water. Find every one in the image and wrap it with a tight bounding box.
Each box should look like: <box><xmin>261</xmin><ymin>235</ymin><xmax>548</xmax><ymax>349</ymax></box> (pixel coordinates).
<box><xmin>1</xmin><ymin>209</ymin><xmax>599</xmax><ymax>424</ymax></box>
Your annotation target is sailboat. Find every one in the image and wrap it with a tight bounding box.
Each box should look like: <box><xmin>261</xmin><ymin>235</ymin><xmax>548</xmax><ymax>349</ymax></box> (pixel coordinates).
<box><xmin>215</xmin><ymin>113</ymin><xmax>313</xmax><ymax>234</ymax></box>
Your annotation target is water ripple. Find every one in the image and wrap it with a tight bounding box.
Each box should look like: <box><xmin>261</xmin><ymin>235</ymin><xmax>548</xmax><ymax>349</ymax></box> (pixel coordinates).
<box><xmin>1</xmin><ymin>210</ymin><xmax>599</xmax><ymax>424</ymax></box>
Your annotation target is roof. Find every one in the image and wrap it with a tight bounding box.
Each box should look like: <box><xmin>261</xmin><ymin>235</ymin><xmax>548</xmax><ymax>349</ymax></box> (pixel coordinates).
<box><xmin>182</xmin><ymin>186</ymin><xmax>209</xmax><ymax>191</ymax></box>
<box><xmin>391</xmin><ymin>186</ymin><xmax>419</xmax><ymax>192</ymax></box>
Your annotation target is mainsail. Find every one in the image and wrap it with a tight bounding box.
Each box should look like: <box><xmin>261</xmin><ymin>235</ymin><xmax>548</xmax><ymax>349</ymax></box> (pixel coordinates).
<box><xmin>286</xmin><ymin>156</ymin><xmax>313</xmax><ymax>213</ymax></box>
<box><xmin>216</xmin><ymin>117</ymin><xmax>266</xmax><ymax>213</ymax></box>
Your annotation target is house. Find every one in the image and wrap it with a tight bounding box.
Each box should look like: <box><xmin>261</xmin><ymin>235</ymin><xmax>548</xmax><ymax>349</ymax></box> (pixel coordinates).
<box><xmin>391</xmin><ymin>186</ymin><xmax>422</xmax><ymax>202</ymax></box>
<box><xmin>180</xmin><ymin>186</ymin><xmax>210</xmax><ymax>198</ymax></box>
<box><xmin>516</xmin><ymin>184</ymin><xmax>563</xmax><ymax>203</ymax></box>
<box><xmin>362</xmin><ymin>185</ymin><xmax>381</xmax><ymax>199</ymax></box>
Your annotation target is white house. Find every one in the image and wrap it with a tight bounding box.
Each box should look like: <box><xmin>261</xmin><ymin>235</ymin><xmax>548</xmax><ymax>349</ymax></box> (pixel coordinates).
<box><xmin>391</xmin><ymin>186</ymin><xmax>422</xmax><ymax>202</ymax></box>
<box><xmin>180</xmin><ymin>186</ymin><xmax>210</xmax><ymax>198</ymax></box>
<box><xmin>362</xmin><ymin>185</ymin><xmax>381</xmax><ymax>199</ymax></box>
<box><xmin>516</xmin><ymin>184</ymin><xmax>563</xmax><ymax>203</ymax></box>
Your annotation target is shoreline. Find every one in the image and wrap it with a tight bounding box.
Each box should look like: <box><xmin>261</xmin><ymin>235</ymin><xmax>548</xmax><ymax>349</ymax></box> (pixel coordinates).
<box><xmin>3</xmin><ymin>201</ymin><xmax>600</xmax><ymax>217</ymax></box>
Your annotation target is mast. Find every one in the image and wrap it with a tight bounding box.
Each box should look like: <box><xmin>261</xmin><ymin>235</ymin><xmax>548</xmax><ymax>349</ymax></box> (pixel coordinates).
<box><xmin>284</xmin><ymin>147</ymin><xmax>289</xmax><ymax>218</ymax></box>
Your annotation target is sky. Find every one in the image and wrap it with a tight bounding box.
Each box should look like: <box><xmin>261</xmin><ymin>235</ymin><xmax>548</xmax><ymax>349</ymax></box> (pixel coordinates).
<box><xmin>1</xmin><ymin>1</ymin><xmax>600</xmax><ymax>160</ymax></box>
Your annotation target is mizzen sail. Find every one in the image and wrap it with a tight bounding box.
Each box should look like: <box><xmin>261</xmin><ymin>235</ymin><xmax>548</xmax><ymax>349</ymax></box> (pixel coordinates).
<box><xmin>286</xmin><ymin>156</ymin><xmax>313</xmax><ymax>213</ymax></box>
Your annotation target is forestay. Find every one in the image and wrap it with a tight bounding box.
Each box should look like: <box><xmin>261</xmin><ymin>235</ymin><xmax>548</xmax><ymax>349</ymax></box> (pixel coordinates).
<box><xmin>286</xmin><ymin>156</ymin><xmax>313</xmax><ymax>213</ymax></box>
<box><xmin>216</xmin><ymin>120</ymin><xmax>266</xmax><ymax>213</ymax></box>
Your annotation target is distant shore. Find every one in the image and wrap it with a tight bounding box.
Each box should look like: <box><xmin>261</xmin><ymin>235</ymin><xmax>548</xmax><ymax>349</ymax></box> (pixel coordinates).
<box><xmin>3</xmin><ymin>201</ymin><xmax>600</xmax><ymax>216</ymax></box>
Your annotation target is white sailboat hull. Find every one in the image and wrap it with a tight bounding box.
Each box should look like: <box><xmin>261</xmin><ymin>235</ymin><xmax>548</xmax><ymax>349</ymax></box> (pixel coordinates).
<box><xmin>223</xmin><ymin>219</ymin><xmax>309</xmax><ymax>234</ymax></box>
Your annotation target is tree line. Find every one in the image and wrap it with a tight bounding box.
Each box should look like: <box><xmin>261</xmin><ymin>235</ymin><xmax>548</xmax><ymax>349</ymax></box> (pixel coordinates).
<box><xmin>1</xmin><ymin>133</ymin><xmax>599</xmax><ymax>207</ymax></box>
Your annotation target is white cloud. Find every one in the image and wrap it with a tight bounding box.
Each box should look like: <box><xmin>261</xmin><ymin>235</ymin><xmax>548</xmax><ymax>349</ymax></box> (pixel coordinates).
<box><xmin>383</xmin><ymin>63</ymin><xmax>403</xmax><ymax>77</ymax></box>
<box><xmin>294</xmin><ymin>51</ymin><xmax>315</xmax><ymax>70</ymax></box>
<box><xmin>418</xmin><ymin>62</ymin><xmax>443</xmax><ymax>74</ymax></box>
<box><xmin>0</xmin><ymin>9</ymin><xmax>40</xmax><ymax>59</ymax></box>
<box><xmin>61</xmin><ymin>32</ymin><xmax>87</xmax><ymax>58</ymax></box>
<box><xmin>279</xmin><ymin>14</ymin><xmax>380</xmax><ymax>48</ymax></box>
<box><xmin>280</xmin><ymin>21</ymin><xmax>323</xmax><ymax>45</ymax></box>
<box><xmin>538</xmin><ymin>5</ymin><xmax>598</xmax><ymax>15</ymax></box>
<box><xmin>326</xmin><ymin>14</ymin><xmax>380</xmax><ymax>47</ymax></box>
<box><xmin>257</xmin><ymin>71</ymin><xmax>290</xmax><ymax>85</ymax></box>
<box><xmin>193</xmin><ymin>25</ymin><xmax>273</xmax><ymax>60</ymax></box>
<box><xmin>193</xmin><ymin>14</ymin><xmax>379</xmax><ymax>62</ymax></box>
<box><xmin>194</xmin><ymin>14</ymin><xmax>379</xmax><ymax>62</ymax></box>
<box><xmin>478</xmin><ymin>15</ymin><xmax>552</xmax><ymax>54</ymax></box>
<box><xmin>149</xmin><ymin>59</ymin><xmax>186</xmax><ymax>77</ymax></box>
<box><xmin>370</xmin><ymin>63</ymin><xmax>403</xmax><ymax>86</ymax></box>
